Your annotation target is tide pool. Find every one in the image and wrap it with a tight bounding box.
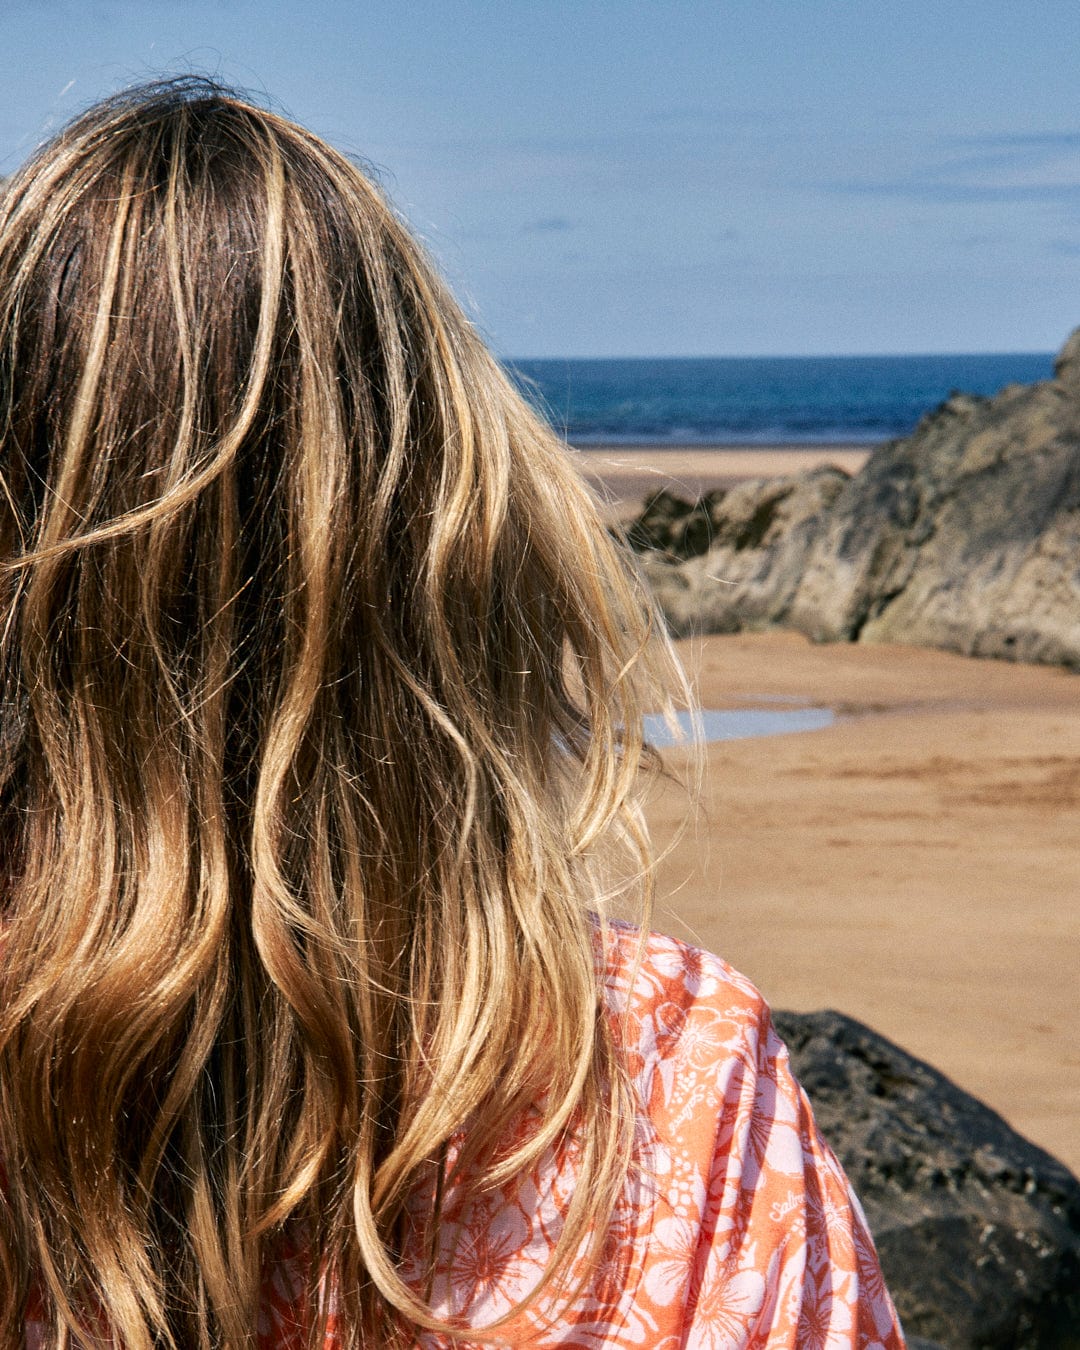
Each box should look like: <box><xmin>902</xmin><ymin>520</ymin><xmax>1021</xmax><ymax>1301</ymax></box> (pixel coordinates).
<box><xmin>643</xmin><ymin>707</ymin><xmax>835</xmax><ymax>746</ymax></box>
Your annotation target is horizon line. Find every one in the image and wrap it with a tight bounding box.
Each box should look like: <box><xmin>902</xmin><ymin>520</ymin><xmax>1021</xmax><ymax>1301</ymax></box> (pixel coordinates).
<box><xmin>502</xmin><ymin>348</ymin><xmax>1058</xmax><ymax>363</ymax></box>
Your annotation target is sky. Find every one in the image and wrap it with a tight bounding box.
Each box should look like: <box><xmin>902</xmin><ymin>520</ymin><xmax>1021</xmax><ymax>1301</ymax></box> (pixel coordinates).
<box><xmin>2</xmin><ymin>0</ymin><xmax>1079</xmax><ymax>358</ymax></box>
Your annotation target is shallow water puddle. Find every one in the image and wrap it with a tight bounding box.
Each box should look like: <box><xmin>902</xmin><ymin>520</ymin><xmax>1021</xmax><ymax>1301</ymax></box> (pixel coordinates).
<box><xmin>643</xmin><ymin>707</ymin><xmax>835</xmax><ymax>747</ymax></box>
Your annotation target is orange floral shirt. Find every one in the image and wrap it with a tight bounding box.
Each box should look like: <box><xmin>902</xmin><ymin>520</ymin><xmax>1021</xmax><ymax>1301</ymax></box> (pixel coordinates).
<box><xmin>257</xmin><ymin>925</ymin><xmax>907</xmax><ymax>1348</ymax></box>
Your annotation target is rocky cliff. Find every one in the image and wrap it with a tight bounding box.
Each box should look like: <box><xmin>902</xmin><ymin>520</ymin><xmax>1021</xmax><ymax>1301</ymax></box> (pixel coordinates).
<box><xmin>627</xmin><ymin>330</ymin><xmax>1080</xmax><ymax>668</ymax></box>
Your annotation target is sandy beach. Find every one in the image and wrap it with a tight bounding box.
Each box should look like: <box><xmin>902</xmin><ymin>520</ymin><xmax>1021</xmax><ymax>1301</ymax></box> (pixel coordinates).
<box><xmin>573</xmin><ymin>443</ymin><xmax>872</xmax><ymax>516</ymax></box>
<box><xmin>588</xmin><ymin>446</ymin><xmax>1080</xmax><ymax>1176</ymax></box>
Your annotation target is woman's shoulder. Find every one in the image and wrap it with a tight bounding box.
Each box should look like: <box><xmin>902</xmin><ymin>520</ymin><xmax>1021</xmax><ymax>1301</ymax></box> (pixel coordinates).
<box><xmin>589</xmin><ymin>923</ymin><xmax>905</xmax><ymax>1347</ymax></box>
<box><xmin>595</xmin><ymin>919</ymin><xmax>813</xmax><ymax>1200</ymax></box>
<box><xmin>598</xmin><ymin>919</ymin><xmax>778</xmax><ymax>1099</ymax></box>
<box><xmin>600</xmin><ymin>918</ymin><xmax>768</xmax><ymax>1014</ymax></box>
<box><xmin>597</xmin><ymin>918</ymin><xmax>827</xmax><ymax>1178</ymax></box>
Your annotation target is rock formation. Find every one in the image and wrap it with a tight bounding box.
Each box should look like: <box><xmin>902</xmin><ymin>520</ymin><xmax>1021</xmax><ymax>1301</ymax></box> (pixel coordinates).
<box><xmin>626</xmin><ymin>330</ymin><xmax>1080</xmax><ymax>668</ymax></box>
<box><xmin>775</xmin><ymin>1009</ymin><xmax>1080</xmax><ymax>1348</ymax></box>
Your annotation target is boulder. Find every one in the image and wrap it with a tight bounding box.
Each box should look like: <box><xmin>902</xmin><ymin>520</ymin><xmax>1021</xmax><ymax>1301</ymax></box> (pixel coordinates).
<box><xmin>622</xmin><ymin>328</ymin><xmax>1080</xmax><ymax>667</ymax></box>
<box><xmin>773</xmin><ymin>1009</ymin><xmax>1080</xmax><ymax>1348</ymax></box>
<box><xmin>788</xmin><ymin>378</ymin><xmax>1080</xmax><ymax>666</ymax></box>
<box><xmin>628</xmin><ymin>467</ymin><xmax>848</xmax><ymax>638</ymax></box>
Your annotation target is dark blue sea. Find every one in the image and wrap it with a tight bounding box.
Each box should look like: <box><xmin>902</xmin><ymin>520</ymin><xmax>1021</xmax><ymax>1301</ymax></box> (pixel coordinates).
<box><xmin>506</xmin><ymin>353</ymin><xmax>1055</xmax><ymax>446</ymax></box>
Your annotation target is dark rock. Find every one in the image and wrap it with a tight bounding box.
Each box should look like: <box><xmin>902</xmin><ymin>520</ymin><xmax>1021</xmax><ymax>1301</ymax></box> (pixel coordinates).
<box><xmin>619</xmin><ymin>489</ymin><xmax>696</xmax><ymax>557</ymax></box>
<box><xmin>622</xmin><ymin>328</ymin><xmax>1080</xmax><ymax>667</ymax></box>
<box><xmin>618</xmin><ymin>488</ymin><xmax>728</xmax><ymax>561</ymax></box>
<box><xmin>773</xmin><ymin>1008</ymin><xmax>1080</xmax><ymax>1348</ymax></box>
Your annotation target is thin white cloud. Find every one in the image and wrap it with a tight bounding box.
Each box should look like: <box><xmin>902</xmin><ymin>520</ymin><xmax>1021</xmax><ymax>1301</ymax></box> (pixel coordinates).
<box><xmin>827</xmin><ymin>136</ymin><xmax>1080</xmax><ymax>203</ymax></box>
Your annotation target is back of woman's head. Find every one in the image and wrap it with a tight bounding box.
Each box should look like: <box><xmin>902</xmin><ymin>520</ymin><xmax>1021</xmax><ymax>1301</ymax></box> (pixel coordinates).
<box><xmin>0</xmin><ymin>78</ymin><xmax>677</xmax><ymax>1348</ymax></box>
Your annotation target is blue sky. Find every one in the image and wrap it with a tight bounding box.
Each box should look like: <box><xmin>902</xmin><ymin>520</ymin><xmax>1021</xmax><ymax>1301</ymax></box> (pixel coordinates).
<box><xmin>2</xmin><ymin>0</ymin><xmax>1078</xmax><ymax>357</ymax></box>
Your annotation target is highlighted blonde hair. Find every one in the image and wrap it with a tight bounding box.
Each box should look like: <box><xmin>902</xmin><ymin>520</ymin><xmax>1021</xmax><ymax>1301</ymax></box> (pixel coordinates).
<box><xmin>0</xmin><ymin>79</ymin><xmax>680</xmax><ymax>1348</ymax></box>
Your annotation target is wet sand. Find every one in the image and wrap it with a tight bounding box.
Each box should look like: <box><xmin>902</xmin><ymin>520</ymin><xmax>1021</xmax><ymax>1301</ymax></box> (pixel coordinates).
<box><xmin>583</xmin><ymin>444</ymin><xmax>1080</xmax><ymax>1175</ymax></box>
<box><xmin>640</xmin><ymin>633</ymin><xmax>1080</xmax><ymax>1176</ymax></box>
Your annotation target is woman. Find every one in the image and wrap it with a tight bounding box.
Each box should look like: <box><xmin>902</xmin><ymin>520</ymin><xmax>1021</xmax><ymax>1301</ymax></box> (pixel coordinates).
<box><xmin>0</xmin><ymin>80</ymin><xmax>904</xmax><ymax>1348</ymax></box>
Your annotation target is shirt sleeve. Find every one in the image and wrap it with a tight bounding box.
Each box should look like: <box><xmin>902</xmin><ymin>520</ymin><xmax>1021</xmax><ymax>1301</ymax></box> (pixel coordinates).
<box><xmin>681</xmin><ymin>998</ymin><xmax>907</xmax><ymax>1349</ymax></box>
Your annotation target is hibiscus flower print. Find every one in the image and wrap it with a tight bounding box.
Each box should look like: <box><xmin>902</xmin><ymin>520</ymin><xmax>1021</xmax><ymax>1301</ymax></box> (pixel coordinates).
<box><xmin>793</xmin><ymin>1264</ymin><xmax>856</xmax><ymax>1350</ymax></box>
<box><xmin>686</xmin><ymin>1260</ymin><xmax>767</xmax><ymax>1349</ymax></box>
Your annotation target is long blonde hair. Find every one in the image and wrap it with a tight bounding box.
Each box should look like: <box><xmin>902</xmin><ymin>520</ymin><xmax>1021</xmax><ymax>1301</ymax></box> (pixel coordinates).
<box><xmin>0</xmin><ymin>79</ymin><xmax>679</xmax><ymax>1349</ymax></box>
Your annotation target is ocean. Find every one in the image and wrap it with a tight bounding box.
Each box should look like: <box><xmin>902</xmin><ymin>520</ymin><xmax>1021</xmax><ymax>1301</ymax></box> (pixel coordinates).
<box><xmin>506</xmin><ymin>353</ymin><xmax>1055</xmax><ymax>446</ymax></box>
